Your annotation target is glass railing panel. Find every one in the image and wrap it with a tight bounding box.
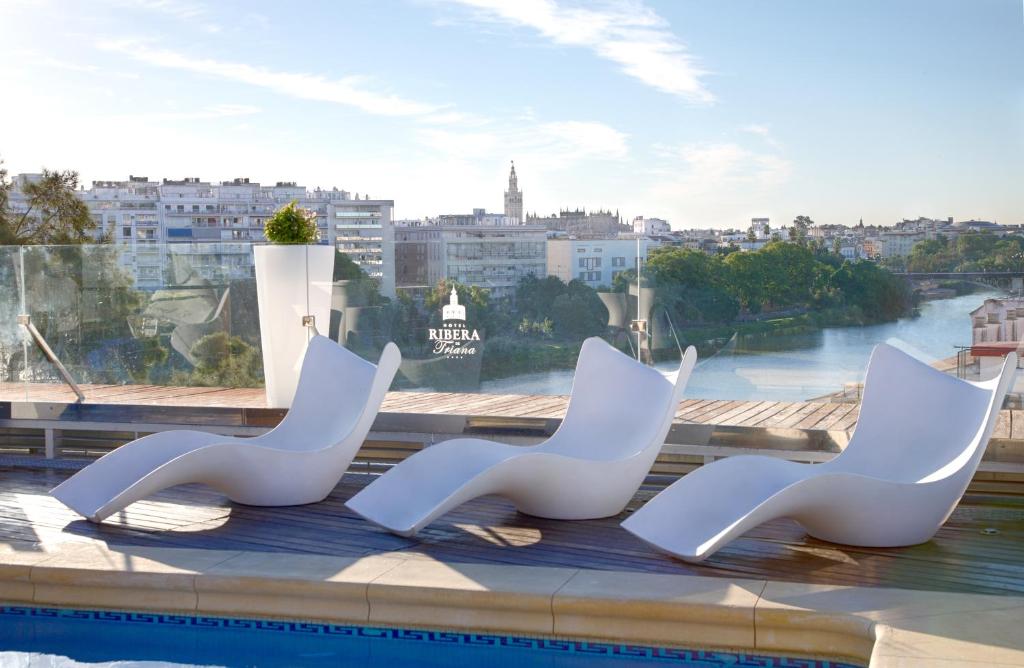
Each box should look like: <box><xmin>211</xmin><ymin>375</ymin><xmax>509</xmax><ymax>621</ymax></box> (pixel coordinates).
<box><xmin>0</xmin><ymin>246</ymin><xmax>27</xmax><ymax>402</ymax></box>
<box><xmin>11</xmin><ymin>243</ymin><xmax>269</xmax><ymax>403</ymax></box>
<box><xmin>1</xmin><ymin>238</ymin><xmax>1016</xmax><ymax>414</ymax></box>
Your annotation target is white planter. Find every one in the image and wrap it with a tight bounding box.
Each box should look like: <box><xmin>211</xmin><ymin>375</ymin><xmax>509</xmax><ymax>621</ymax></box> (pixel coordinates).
<box><xmin>254</xmin><ymin>244</ymin><xmax>335</xmax><ymax>408</ymax></box>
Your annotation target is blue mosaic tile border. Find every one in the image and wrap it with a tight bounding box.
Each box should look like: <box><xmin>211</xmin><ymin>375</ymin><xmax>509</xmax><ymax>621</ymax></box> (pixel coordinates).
<box><xmin>0</xmin><ymin>606</ymin><xmax>862</xmax><ymax>667</ymax></box>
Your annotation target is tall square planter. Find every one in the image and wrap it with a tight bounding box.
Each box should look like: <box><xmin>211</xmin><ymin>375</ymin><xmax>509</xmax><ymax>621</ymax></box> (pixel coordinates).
<box><xmin>254</xmin><ymin>244</ymin><xmax>335</xmax><ymax>408</ymax></box>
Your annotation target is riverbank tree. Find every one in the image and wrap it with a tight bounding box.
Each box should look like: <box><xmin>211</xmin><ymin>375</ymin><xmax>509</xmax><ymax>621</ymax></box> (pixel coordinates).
<box><xmin>906</xmin><ymin>232</ymin><xmax>1024</xmax><ymax>273</ymax></box>
<box><xmin>637</xmin><ymin>242</ymin><xmax>914</xmax><ymax>327</ymax></box>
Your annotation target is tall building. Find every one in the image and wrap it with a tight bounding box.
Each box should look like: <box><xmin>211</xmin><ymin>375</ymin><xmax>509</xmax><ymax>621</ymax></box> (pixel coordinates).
<box><xmin>503</xmin><ymin>162</ymin><xmax>523</xmax><ymax>224</ymax></box>
<box><xmin>395</xmin><ymin>224</ymin><xmax>546</xmax><ymax>298</ymax></box>
<box><xmin>8</xmin><ymin>174</ymin><xmax>395</xmax><ymax>295</ymax></box>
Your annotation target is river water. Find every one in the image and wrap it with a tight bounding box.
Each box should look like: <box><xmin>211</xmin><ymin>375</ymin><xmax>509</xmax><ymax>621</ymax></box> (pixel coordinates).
<box><xmin>479</xmin><ymin>291</ymin><xmax>1001</xmax><ymax>401</ymax></box>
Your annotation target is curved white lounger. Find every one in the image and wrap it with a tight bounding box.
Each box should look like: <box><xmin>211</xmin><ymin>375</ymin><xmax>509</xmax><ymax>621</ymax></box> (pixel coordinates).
<box><xmin>346</xmin><ymin>337</ymin><xmax>697</xmax><ymax>536</ymax></box>
<box><xmin>622</xmin><ymin>343</ymin><xmax>1017</xmax><ymax>562</ymax></box>
<box><xmin>51</xmin><ymin>336</ymin><xmax>401</xmax><ymax>523</ymax></box>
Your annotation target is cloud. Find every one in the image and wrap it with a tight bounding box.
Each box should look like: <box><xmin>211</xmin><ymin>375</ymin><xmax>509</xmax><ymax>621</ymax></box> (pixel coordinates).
<box><xmin>441</xmin><ymin>0</ymin><xmax>713</xmax><ymax>103</ymax></box>
<box><xmin>114</xmin><ymin>103</ymin><xmax>261</xmax><ymax>122</ymax></box>
<box><xmin>674</xmin><ymin>142</ymin><xmax>790</xmax><ymax>189</ymax></box>
<box><xmin>97</xmin><ymin>40</ymin><xmax>447</xmax><ymax>118</ymax></box>
<box><xmin>640</xmin><ymin>141</ymin><xmax>791</xmax><ymax>225</ymax></box>
<box><xmin>416</xmin><ymin>119</ymin><xmax>628</xmax><ymax>169</ymax></box>
<box><xmin>740</xmin><ymin>123</ymin><xmax>782</xmax><ymax>149</ymax></box>
<box><xmin>105</xmin><ymin>0</ymin><xmax>221</xmax><ymax>32</ymax></box>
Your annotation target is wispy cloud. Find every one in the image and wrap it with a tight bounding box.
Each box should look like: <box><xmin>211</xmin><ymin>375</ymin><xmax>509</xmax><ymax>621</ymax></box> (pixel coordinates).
<box><xmin>440</xmin><ymin>0</ymin><xmax>713</xmax><ymax>103</ymax></box>
<box><xmin>677</xmin><ymin>142</ymin><xmax>790</xmax><ymax>187</ymax></box>
<box><xmin>114</xmin><ymin>103</ymin><xmax>261</xmax><ymax>122</ymax></box>
<box><xmin>646</xmin><ymin>140</ymin><xmax>790</xmax><ymax>210</ymax></box>
<box><xmin>740</xmin><ymin>124</ymin><xmax>782</xmax><ymax>149</ymax></box>
<box><xmin>416</xmin><ymin>118</ymin><xmax>628</xmax><ymax>170</ymax></box>
<box><xmin>106</xmin><ymin>0</ymin><xmax>221</xmax><ymax>32</ymax></box>
<box><xmin>98</xmin><ymin>40</ymin><xmax>446</xmax><ymax>118</ymax></box>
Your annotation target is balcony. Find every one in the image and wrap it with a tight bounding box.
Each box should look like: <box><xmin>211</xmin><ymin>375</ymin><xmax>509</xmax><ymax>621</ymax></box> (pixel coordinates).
<box><xmin>0</xmin><ymin>241</ymin><xmax>1020</xmax><ymax>668</ymax></box>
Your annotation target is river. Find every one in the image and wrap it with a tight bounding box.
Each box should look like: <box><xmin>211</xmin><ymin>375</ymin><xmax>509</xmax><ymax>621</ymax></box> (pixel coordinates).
<box><xmin>478</xmin><ymin>291</ymin><xmax>1002</xmax><ymax>401</ymax></box>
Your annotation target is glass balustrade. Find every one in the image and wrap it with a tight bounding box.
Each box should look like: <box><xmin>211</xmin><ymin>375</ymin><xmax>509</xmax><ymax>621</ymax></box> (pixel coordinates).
<box><xmin>0</xmin><ymin>240</ymin><xmax>1015</xmax><ymax>409</ymax></box>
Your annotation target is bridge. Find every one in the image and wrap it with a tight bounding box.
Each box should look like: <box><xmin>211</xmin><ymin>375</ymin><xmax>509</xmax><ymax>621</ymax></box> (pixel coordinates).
<box><xmin>894</xmin><ymin>271</ymin><xmax>1024</xmax><ymax>292</ymax></box>
<box><xmin>895</xmin><ymin>271</ymin><xmax>1024</xmax><ymax>279</ymax></box>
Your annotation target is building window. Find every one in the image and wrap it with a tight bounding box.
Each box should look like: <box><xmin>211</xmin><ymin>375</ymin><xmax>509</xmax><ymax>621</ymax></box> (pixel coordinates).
<box><xmin>122</xmin><ymin>227</ymin><xmax>132</xmax><ymax>238</ymax></box>
<box><xmin>579</xmin><ymin>257</ymin><xmax>602</xmax><ymax>270</ymax></box>
<box><xmin>612</xmin><ymin>256</ymin><xmax>626</xmax><ymax>267</ymax></box>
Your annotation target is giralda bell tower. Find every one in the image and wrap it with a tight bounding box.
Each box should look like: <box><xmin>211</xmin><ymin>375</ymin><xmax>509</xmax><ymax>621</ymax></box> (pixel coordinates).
<box><xmin>503</xmin><ymin>161</ymin><xmax>523</xmax><ymax>224</ymax></box>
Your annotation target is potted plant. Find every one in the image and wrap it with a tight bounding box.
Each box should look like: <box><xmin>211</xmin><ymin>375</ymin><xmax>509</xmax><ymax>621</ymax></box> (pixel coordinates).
<box><xmin>254</xmin><ymin>201</ymin><xmax>335</xmax><ymax>407</ymax></box>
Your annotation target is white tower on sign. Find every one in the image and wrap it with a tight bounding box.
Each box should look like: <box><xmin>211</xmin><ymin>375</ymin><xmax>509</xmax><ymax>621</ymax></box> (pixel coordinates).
<box><xmin>442</xmin><ymin>286</ymin><xmax>466</xmax><ymax>321</ymax></box>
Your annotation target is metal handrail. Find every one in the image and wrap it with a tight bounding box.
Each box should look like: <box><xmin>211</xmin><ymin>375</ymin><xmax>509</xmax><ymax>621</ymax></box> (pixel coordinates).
<box><xmin>16</xmin><ymin>314</ymin><xmax>85</xmax><ymax>403</ymax></box>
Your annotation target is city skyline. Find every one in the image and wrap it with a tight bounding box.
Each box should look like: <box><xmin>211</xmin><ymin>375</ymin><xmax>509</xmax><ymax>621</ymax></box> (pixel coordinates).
<box><xmin>0</xmin><ymin>0</ymin><xmax>1021</xmax><ymax>229</ymax></box>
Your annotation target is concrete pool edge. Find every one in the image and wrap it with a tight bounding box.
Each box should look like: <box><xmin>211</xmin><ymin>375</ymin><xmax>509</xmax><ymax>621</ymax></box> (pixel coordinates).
<box><xmin>0</xmin><ymin>541</ymin><xmax>1020</xmax><ymax>667</ymax></box>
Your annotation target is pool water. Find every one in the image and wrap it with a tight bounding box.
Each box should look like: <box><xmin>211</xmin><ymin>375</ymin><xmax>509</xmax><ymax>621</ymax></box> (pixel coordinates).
<box><xmin>0</xmin><ymin>606</ymin><xmax>862</xmax><ymax>667</ymax></box>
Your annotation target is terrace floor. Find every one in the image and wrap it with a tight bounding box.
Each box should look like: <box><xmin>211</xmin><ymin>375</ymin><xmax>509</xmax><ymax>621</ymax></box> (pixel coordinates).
<box><xmin>2</xmin><ymin>382</ymin><xmax>870</xmax><ymax>431</ymax></box>
<box><xmin>2</xmin><ymin>464</ymin><xmax>1022</xmax><ymax>598</ymax></box>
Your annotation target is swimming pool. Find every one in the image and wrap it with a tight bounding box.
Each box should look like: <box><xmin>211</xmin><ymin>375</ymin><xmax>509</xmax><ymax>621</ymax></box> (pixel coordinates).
<box><xmin>0</xmin><ymin>606</ymin><xmax>862</xmax><ymax>667</ymax></box>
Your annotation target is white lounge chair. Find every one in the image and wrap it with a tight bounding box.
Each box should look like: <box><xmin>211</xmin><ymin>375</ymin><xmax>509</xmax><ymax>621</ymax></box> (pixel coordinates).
<box><xmin>51</xmin><ymin>336</ymin><xmax>401</xmax><ymax>523</ymax></box>
<box><xmin>622</xmin><ymin>343</ymin><xmax>1017</xmax><ymax>562</ymax></box>
<box><xmin>345</xmin><ymin>337</ymin><xmax>697</xmax><ymax>536</ymax></box>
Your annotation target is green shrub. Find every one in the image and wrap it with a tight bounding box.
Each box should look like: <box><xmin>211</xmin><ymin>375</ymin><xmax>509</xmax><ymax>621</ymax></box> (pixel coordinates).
<box><xmin>263</xmin><ymin>201</ymin><xmax>318</xmax><ymax>244</ymax></box>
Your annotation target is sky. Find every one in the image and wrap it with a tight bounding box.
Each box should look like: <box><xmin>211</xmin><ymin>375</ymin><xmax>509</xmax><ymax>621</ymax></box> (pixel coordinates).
<box><xmin>0</xmin><ymin>0</ymin><xmax>1021</xmax><ymax>229</ymax></box>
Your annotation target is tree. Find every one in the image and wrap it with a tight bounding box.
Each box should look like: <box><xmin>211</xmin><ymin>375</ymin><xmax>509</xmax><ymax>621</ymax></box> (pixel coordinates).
<box><xmin>832</xmin><ymin>237</ymin><xmax>842</xmax><ymax>256</ymax></box>
<box><xmin>0</xmin><ymin>167</ymin><xmax>95</xmax><ymax>244</ymax></box>
<box><xmin>514</xmin><ymin>274</ymin><xmax>607</xmax><ymax>340</ymax></box>
<box><xmin>550</xmin><ymin>280</ymin><xmax>608</xmax><ymax>339</ymax></box>
<box><xmin>828</xmin><ymin>261</ymin><xmax>915</xmax><ymax>323</ymax></box>
<box><xmin>184</xmin><ymin>332</ymin><xmax>264</xmax><ymax>387</ymax></box>
<box><xmin>515</xmin><ymin>275</ymin><xmax>569</xmax><ymax>320</ymax></box>
<box><xmin>425</xmin><ymin>279</ymin><xmax>494</xmax><ymax>333</ymax></box>
<box><xmin>792</xmin><ymin>215</ymin><xmax>815</xmax><ymax>244</ymax></box>
<box><xmin>333</xmin><ymin>250</ymin><xmax>365</xmax><ymax>281</ymax></box>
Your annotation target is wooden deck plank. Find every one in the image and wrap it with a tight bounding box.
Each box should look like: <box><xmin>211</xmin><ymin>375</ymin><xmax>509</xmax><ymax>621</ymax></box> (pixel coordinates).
<box><xmin>770</xmin><ymin>401</ymin><xmax>823</xmax><ymax>428</ymax></box>
<box><xmin>738</xmin><ymin>401</ymin><xmax>794</xmax><ymax>427</ymax></box>
<box><xmin>816</xmin><ymin>403</ymin><xmax>860</xmax><ymax>431</ymax></box>
<box><xmin>0</xmin><ymin>466</ymin><xmax>1020</xmax><ymax>596</ymax></box>
<box><xmin>832</xmin><ymin>405</ymin><xmax>863</xmax><ymax>432</ymax></box>
<box><xmin>715</xmin><ymin>401</ymin><xmax>777</xmax><ymax>427</ymax></box>
<box><xmin>794</xmin><ymin>402</ymin><xmax>845</xmax><ymax>431</ymax></box>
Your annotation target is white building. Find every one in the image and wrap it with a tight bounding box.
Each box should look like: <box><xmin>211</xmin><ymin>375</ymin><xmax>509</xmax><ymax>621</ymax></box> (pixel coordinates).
<box><xmin>632</xmin><ymin>216</ymin><xmax>671</xmax><ymax>236</ymax></box>
<box><xmin>547</xmin><ymin>238</ymin><xmax>652</xmax><ymax>289</ymax></box>
<box><xmin>750</xmin><ymin>217</ymin><xmax>770</xmax><ymax>239</ymax></box>
<box><xmin>879</xmin><ymin>231</ymin><xmax>926</xmax><ymax>258</ymax></box>
<box><xmin>434</xmin><ymin>208</ymin><xmax>516</xmax><ymax>226</ymax></box>
<box><xmin>9</xmin><ymin>174</ymin><xmax>396</xmax><ymax>294</ymax></box>
<box><xmin>395</xmin><ymin>224</ymin><xmax>546</xmax><ymax>298</ymax></box>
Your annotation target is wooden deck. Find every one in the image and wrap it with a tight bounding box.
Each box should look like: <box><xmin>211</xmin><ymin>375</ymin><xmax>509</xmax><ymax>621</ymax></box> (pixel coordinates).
<box><xmin>0</xmin><ymin>381</ymin><xmax>872</xmax><ymax>432</ymax></box>
<box><xmin>1</xmin><ymin>465</ymin><xmax>1022</xmax><ymax>597</ymax></box>
<box><xmin>5</xmin><ymin>380</ymin><xmax>1024</xmax><ymax>439</ymax></box>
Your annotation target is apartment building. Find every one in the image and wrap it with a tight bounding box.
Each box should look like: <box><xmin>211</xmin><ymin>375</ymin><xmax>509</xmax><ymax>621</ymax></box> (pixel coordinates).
<box><xmin>879</xmin><ymin>231</ymin><xmax>926</xmax><ymax>258</ymax></box>
<box><xmin>395</xmin><ymin>224</ymin><xmax>546</xmax><ymax>298</ymax></box>
<box><xmin>10</xmin><ymin>174</ymin><xmax>395</xmax><ymax>294</ymax></box>
<box><xmin>547</xmin><ymin>238</ymin><xmax>652</xmax><ymax>289</ymax></box>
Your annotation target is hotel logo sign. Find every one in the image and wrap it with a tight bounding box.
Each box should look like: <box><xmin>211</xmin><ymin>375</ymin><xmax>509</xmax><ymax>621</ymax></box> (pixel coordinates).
<box><xmin>428</xmin><ymin>286</ymin><xmax>481</xmax><ymax>357</ymax></box>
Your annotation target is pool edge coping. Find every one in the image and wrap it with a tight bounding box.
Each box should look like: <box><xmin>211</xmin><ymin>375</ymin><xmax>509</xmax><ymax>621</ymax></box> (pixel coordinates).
<box><xmin>0</xmin><ymin>540</ymin><xmax>1021</xmax><ymax>667</ymax></box>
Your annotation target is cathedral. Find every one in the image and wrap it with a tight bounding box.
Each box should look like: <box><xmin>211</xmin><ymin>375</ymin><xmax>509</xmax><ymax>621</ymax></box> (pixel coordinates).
<box><xmin>503</xmin><ymin>161</ymin><xmax>523</xmax><ymax>224</ymax></box>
